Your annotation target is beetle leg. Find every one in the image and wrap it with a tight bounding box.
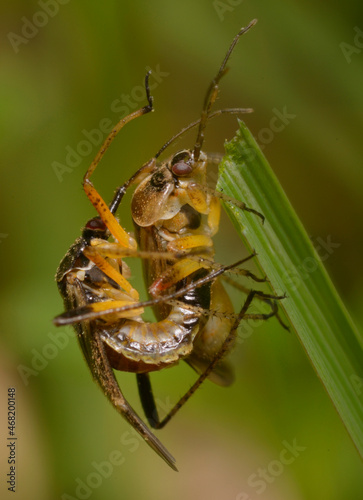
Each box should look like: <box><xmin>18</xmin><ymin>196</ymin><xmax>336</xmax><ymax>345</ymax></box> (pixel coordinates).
<box><xmin>185</xmin><ymin>183</ymin><xmax>209</xmax><ymax>214</ymax></box>
<box><xmin>89</xmin><ymin>238</ymin><xmax>180</xmax><ymax>262</ymax></box>
<box><xmin>140</xmin><ymin>288</ymin><xmax>284</xmax><ymax>429</ymax></box>
<box><xmin>149</xmin><ymin>258</ymin><xmax>211</xmax><ymax>296</ymax></box>
<box><xmin>89</xmin><ymin>239</ymin><xmax>266</xmax><ymax>285</ymax></box>
<box><xmin>83</xmin><ymin>183</ymin><xmax>137</xmax><ymax>249</ymax></box>
<box><xmin>166</xmin><ymin>234</ymin><xmax>214</xmax><ymax>253</ymax></box>
<box><xmin>55</xmin><ymin>256</ymin><xmax>255</xmax><ymax>326</ymax></box>
<box><xmin>136</xmin><ymin>373</ymin><xmax>162</xmax><ymax>429</ymax></box>
<box><xmin>207</xmin><ymin>196</ymin><xmax>221</xmax><ymax>236</ymax></box>
<box><xmin>82</xmin><ymin>246</ymin><xmax>139</xmax><ymax>300</ymax></box>
<box><xmin>222</xmin><ymin>275</ymin><xmax>290</xmax><ymax>330</ymax></box>
<box><xmin>199</xmin><ymin>183</ymin><xmax>265</xmax><ymax>223</ymax></box>
<box><xmin>53</xmin><ymin>298</ymin><xmax>144</xmax><ymax>325</ymax></box>
<box><xmin>151</xmin><ymin>239</ymin><xmax>265</xmax><ymax>295</ymax></box>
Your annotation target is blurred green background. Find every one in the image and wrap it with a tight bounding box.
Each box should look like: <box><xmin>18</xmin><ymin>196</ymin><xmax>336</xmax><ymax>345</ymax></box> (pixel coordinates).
<box><xmin>1</xmin><ymin>1</ymin><xmax>363</xmax><ymax>499</ymax></box>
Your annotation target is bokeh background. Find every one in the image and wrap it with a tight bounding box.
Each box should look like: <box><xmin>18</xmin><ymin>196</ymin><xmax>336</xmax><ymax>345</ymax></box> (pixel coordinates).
<box><xmin>1</xmin><ymin>1</ymin><xmax>363</xmax><ymax>499</ymax></box>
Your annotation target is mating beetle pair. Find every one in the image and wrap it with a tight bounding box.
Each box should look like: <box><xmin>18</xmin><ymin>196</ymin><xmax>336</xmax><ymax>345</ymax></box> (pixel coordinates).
<box><xmin>54</xmin><ymin>19</ymin><xmax>285</xmax><ymax>470</ymax></box>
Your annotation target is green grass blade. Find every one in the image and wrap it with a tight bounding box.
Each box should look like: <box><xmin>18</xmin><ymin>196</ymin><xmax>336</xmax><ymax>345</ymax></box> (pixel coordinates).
<box><xmin>217</xmin><ymin>119</ymin><xmax>363</xmax><ymax>457</ymax></box>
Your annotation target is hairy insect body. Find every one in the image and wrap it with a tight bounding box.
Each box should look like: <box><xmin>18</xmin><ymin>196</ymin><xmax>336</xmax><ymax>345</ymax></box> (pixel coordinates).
<box><xmin>55</xmin><ymin>148</ymin><xmax>235</xmax><ymax>380</ymax></box>
<box><xmin>53</xmin><ymin>20</ymin><xmax>282</xmax><ymax>469</ymax></box>
<box><xmin>132</xmin><ymin>149</ymin><xmax>236</xmax><ymax>384</ymax></box>
<box><xmin>56</xmin><ymin>227</ymin><xmax>199</xmax><ymax>373</ymax></box>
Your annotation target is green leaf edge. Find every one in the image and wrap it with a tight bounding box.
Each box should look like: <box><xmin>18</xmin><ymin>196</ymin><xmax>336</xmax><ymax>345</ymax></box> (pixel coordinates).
<box><xmin>217</xmin><ymin>119</ymin><xmax>363</xmax><ymax>458</ymax></box>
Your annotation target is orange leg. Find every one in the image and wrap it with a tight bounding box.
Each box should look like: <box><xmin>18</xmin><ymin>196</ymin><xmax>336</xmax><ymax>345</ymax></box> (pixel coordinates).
<box><xmin>82</xmin><ymin>246</ymin><xmax>139</xmax><ymax>300</ymax></box>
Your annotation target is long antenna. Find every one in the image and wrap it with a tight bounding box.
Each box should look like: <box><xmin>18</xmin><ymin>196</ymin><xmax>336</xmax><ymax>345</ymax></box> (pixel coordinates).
<box><xmin>193</xmin><ymin>19</ymin><xmax>257</xmax><ymax>162</ymax></box>
<box><xmin>154</xmin><ymin>107</ymin><xmax>253</xmax><ymax>159</ymax></box>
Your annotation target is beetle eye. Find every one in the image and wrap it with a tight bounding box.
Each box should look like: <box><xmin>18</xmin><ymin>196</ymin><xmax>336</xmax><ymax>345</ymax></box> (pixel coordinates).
<box><xmin>85</xmin><ymin>217</ymin><xmax>107</xmax><ymax>231</ymax></box>
<box><xmin>172</xmin><ymin>161</ymin><xmax>193</xmax><ymax>176</ymax></box>
<box><xmin>171</xmin><ymin>151</ymin><xmax>193</xmax><ymax>176</ymax></box>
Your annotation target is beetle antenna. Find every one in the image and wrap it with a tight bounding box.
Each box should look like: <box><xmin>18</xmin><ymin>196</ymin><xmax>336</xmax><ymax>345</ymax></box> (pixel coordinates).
<box><xmin>193</xmin><ymin>19</ymin><xmax>257</xmax><ymax>162</ymax></box>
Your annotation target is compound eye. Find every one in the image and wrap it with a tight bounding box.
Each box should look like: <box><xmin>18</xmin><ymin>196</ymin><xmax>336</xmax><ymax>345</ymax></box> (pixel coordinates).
<box><xmin>85</xmin><ymin>217</ymin><xmax>107</xmax><ymax>231</ymax></box>
<box><xmin>171</xmin><ymin>151</ymin><xmax>193</xmax><ymax>176</ymax></box>
<box><xmin>172</xmin><ymin>161</ymin><xmax>193</xmax><ymax>176</ymax></box>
